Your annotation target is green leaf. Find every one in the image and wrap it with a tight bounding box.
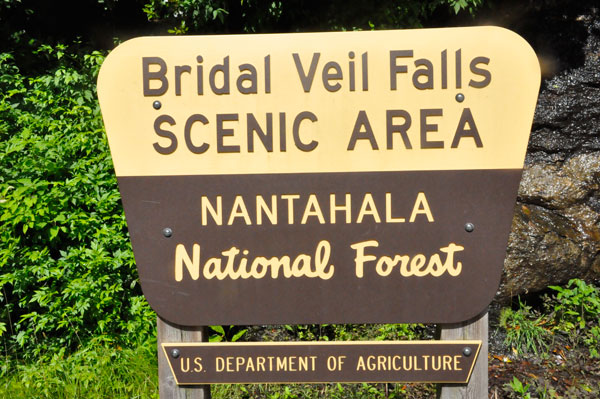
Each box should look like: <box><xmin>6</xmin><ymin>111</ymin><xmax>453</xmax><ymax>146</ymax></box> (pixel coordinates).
<box><xmin>209</xmin><ymin>325</ymin><xmax>225</xmax><ymax>335</ymax></box>
<box><xmin>231</xmin><ymin>329</ymin><xmax>247</xmax><ymax>342</ymax></box>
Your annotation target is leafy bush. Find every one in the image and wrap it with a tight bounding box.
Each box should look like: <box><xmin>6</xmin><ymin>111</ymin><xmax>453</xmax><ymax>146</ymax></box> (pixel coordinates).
<box><xmin>549</xmin><ymin>279</ymin><xmax>600</xmax><ymax>358</ymax></box>
<box><xmin>0</xmin><ymin>44</ymin><xmax>155</xmax><ymax>361</ymax></box>
<box><xmin>141</xmin><ymin>0</ymin><xmax>486</xmax><ymax>34</ymax></box>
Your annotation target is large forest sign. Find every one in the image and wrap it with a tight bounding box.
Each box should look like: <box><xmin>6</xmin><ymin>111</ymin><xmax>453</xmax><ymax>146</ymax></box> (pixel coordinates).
<box><xmin>97</xmin><ymin>27</ymin><xmax>540</xmax><ymax>327</ymax></box>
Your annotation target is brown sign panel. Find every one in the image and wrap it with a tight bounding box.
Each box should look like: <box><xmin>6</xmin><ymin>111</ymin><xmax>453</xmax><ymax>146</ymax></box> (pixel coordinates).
<box><xmin>97</xmin><ymin>27</ymin><xmax>540</xmax><ymax>325</ymax></box>
<box><xmin>162</xmin><ymin>341</ymin><xmax>482</xmax><ymax>385</ymax></box>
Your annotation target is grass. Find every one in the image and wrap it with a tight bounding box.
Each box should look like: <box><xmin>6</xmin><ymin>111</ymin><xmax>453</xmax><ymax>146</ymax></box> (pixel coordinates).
<box><xmin>212</xmin><ymin>382</ymin><xmax>435</xmax><ymax>398</ymax></box>
<box><xmin>499</xmin><ymin>300</ymin><xmax>552</xmax><ymax>357</ymax></box>
<box><xmin>0</xmin><ymin>340</ymin><xmax>433</xmax><ymax>399</ymax></box>
<box><xmin>0</xmin><ymin>340</ymin><xmax>158</xmax><ymax>399</ymax></box>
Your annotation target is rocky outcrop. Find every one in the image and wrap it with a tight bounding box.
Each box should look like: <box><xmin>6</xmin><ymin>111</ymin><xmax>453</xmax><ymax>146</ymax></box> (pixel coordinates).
<box><xmin>497</xmin><ymin>3</ymin><xmax>600</xmax><ymax>298</ymax></box>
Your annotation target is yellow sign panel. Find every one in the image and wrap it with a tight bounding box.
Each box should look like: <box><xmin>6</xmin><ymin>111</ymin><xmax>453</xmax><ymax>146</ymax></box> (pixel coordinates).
<box><xmin>98</xmin><ymin>27</ymin><xmax>540</xmax><ymax>177</ymax></box>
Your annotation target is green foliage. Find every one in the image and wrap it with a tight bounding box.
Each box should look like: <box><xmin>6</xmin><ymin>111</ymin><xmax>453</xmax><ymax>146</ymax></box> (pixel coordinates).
<box><xmin>373</xmin><ymin>323</ymin><xmax>423</xmax><ymax>341</ymax></box>
<box><xmin>500</xmin><ymin>299</ymin><xmax>552</xmax><ymax>357</ymax></box>
<box><xmin>213</xmin><ymin>381</ymin><xmax>429</xmax><ymax>399</ymax></box>
<box><xmin>0</xmin><ymin>0</ymin><xmax>21</xmax><ymax>9</ymax></box>
<box><xmin>281</xmin><ymin>323</ymin><xmax>423</xmax><ymax>342</ymax></box>
<box><xmin>0</xmin><ymin>44</ymin><xmax>155</xmax><ymax>360</ymax></box>
<box><xmin>141</xmin><ymin>0</ymin><xmax>487</xmax><ymax>34</ymax></box>
<box><xmin>143</xmin><ymin>0</ymin><xmax>230</xmax><ymax>34</ymax></box>
<box><xmin>283</xmin><ymin>324</ymin><xmax>332</xmax><ymax>341</ymax></box>
<box><xmin>549</xmin><ymin>279</ymin><xmax>600</xmax><ymax>329</ymax></box>
<box><xmin>549</xmin><ymin>279</ymin><xmax>600</xmax><ymax>358</ymax></box>
<box><xmin>0</xmin><ymin>339</ymin><xmax>158</xmax><ymax>398</ymax></box>
<box><xmin>505</xmin><ymin>376</ymin><xmax>532</xmax><ymax>399</ymax></box>
<box><xmin>498</xmin><ymin>280</ymin><xmax>600</xmax><ymax>362</ymax></box>
<box><xmin>534</xmin><ymin>383</ymin><xmax>560</xmax><ymax>399</ymax></box>
<box><xmin>448</xmin><ymin>0</ymin><xmax>483</xmax><ymax>15</ymax></box>
<box><xmin>504</xmin><ymin>377</ymin><xmax>562</xmax><ymax>399</ymax></box>
<box><xmin>209</xmin><ymin>325</ymin><xmax>247</xmax><ymax>342</ymax></box>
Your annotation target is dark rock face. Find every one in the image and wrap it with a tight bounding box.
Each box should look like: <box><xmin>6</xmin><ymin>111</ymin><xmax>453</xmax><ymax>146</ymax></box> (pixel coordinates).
<box><xmin>496</xmin><ymin>3</ymin><xmax>600</xmax><ymax>299</ymax></box>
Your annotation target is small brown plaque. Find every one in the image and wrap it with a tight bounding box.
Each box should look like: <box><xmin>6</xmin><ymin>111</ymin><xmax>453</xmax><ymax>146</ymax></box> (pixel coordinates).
<box><xmin>161</xmin><ymin>341</ymin><xmax>481</xmax><ymax>385</ymax></box>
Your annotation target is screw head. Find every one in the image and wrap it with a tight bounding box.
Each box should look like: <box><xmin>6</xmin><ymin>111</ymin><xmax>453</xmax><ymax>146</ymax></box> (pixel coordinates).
<box><xmin>455</xmin><ymin>93</ymin><xmax>465</xmax><ymax>103</ymax></box>
<box><xmin>162</xmin><ymin>227</ymin><xmax>173</xmax><ymax>237</ymax></box>
<box><xmin>171</xmin><ymin>348</ymin><xmax>180</xmax><ymax>358</ymax></box>
<box><xmin>464</xmin><ymin>223</ymin><xmax>475</xmax><ymax>233</ymax></box>
<box><xmin>153</xmin><ymin>100</ymin><xmax>162</xmax><ymax>110</ymax></box>
<box><xmin>463</xmin><ymin>347</ymin><xmax>472</xmax><ymax>357</ymax></box>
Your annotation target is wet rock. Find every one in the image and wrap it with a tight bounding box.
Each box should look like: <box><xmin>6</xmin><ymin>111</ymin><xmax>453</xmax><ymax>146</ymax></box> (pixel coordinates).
<box><xmin>495</xmin><ymin>2</ymin><xmax>600</xmax><ymax>299</ymax></box>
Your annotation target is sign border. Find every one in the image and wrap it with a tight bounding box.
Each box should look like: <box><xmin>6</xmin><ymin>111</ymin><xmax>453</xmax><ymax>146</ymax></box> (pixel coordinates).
<box><xmin>161</xmin><ymin>340</ymin><xmax>482</xmax><ymax>385</ymax></box>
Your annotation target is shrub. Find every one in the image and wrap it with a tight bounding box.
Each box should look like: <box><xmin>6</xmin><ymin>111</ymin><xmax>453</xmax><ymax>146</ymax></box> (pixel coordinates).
<box><xmin>0</xmin><ymin>44</ymin><xmax>155</xmax><ymax>361</ymax></box>
<box><xmin>549</xmin><ymin>279</ymin><xmax>600</xmax><ymax>358</ymax></box>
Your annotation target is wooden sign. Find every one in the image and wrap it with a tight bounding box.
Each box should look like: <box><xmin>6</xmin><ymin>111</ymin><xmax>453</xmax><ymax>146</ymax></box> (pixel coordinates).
<box><xmin>161</xmin><ymin>341</ymin><xmax>482</xmax><ymax>384</ymax></box>
<box><xmin>97</xmin><ymin>27</ymin><xmax>540</xmax><ymax>326</ymax></box>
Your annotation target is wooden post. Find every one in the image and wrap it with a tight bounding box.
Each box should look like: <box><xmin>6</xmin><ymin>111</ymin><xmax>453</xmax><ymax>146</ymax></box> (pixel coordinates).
<box><xmin>437</xmin><ymin>311</ymin><xmax>488</xmax><ymax>399</ymax></box>
<box><xmin>157</xmin><ymin>317</ymin><xmax>211</xmax><ymax>399</ymax></box>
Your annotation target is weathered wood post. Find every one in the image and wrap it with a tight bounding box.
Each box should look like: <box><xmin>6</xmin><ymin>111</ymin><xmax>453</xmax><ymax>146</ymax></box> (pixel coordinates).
<box><xmin>158</xmin><ymin>318</ymin><xmax>211</xmax><ymax>399</ymax></box>
<box><xmin>437</xmin><ymin>312</ymin><xmax>489</xmax><ymax>399</ymax></box>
